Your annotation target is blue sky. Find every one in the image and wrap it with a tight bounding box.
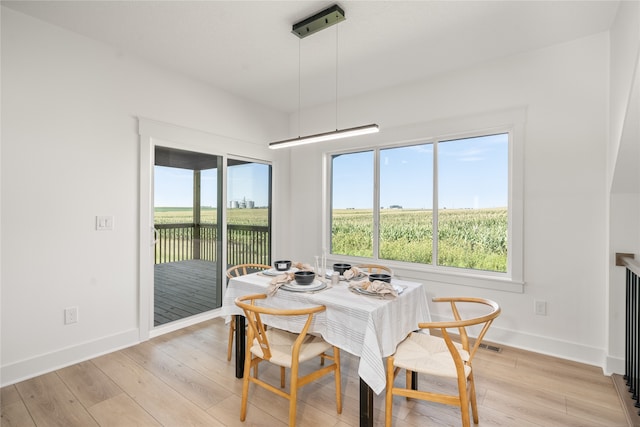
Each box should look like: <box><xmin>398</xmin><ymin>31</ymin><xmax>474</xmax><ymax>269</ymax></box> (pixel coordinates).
<box><xmin>332</xmin><ymin>133</ymin><xmax>508</xmax><ymax>209</ymax></box>
<box><xmin>154</xmin><ymin>163</ymin><xmax>270</xmax><ymax>207</ymax></box>
<box><xmin>155</xmin><ymin>134</ymin><xmax>508</xmax><ymax>210</ymax></box>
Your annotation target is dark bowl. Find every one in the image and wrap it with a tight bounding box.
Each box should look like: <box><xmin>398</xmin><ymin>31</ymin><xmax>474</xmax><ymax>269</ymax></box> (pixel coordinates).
<box><xmin>333</xmin><ymin>263</ymin><xmax>352</xmax><ymax>275</ymax></box>
<box><xmin>294</xmin><ymin>270</ymin><xmax>316</xmax><ymax>285</ymax></box>
<box><xmin>369</xmin><ymin>273</ymin><xmax>391</xmax><ymax>283</ymax></box>
<box><xmin>274</xmin><ymin>260</ymin><xmax>292</xmax><ymax>271</ymax></box>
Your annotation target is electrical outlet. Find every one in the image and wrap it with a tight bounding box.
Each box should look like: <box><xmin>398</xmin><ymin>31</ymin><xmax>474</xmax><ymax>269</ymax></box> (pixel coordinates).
<box><xmin>64</xmin><ymin>307</ymin><xmax>78</xmax><ymax>324</ymax></box>
<box><xmin>534</xmin><ymin>300</ymin><xmax>547</xmax><ymax>316</ymax></box>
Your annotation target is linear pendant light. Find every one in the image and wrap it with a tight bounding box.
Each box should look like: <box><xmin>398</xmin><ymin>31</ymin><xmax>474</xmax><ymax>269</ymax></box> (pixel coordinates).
<box><xmin>269</xmin><ymin>124</ymin><xmax>379</xmax><ymax>149</ymax></box>
<box><xmin>269</xmin><ymin>4</ymin><xmax>379</xmax><ymax>150</ymax></box>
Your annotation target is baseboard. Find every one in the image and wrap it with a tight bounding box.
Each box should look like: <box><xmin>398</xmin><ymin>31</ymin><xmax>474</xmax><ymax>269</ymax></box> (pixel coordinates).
<box><xmin>488</xmin><ymin>326</ymin><xmax>613</xmax><ymax>370</ymax></box>
<box><xmin>427</xmin><ymin>315</ymin><xmax>618</xmax><ymax>373</ymax></box>
<box><xmin>607</xmin><ymin>354</ymin><xmax>627</xmax><ymax>376</ymax></box>
<box><xmin>0</xmin><ymin>328</ymin><xmax>139</xmax><ymax>387</ymax></box>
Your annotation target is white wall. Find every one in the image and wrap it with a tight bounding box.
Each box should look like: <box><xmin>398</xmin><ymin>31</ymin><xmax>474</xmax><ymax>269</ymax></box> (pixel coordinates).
<box><xmin>0</xmin><ymin>8</ymin><xmax>287</xmax><ymax>385</ymax></box>
<box><xmin>609</xmin><ymin>1</ymin><xmax>640</xmax><ymax>170</ymax></box>
<box><xmin>607</xmin><ymin>1</ymin><xmax>640</xmax><ymax>373</ymax></box>
<box><xmin>285</xmin><ymin>33</ymin><xmax>613</xmax><ymax>368</ymax></box>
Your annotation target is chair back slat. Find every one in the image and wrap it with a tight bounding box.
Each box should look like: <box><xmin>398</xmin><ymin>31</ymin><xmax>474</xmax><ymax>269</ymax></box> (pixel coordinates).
<box><xmin>239</xmin><ymin>296</ymin><xmax>273</xmax><ymax>360</ymax></box>
<box><xmin>468</xmin><ymin>318</ymin><xmax>496</xmax><ymax>360</ymax></box>
<box><xmin>419</xmin><ymin>297</ymin><xmax>501</xmax><ymax>363</ymax></box>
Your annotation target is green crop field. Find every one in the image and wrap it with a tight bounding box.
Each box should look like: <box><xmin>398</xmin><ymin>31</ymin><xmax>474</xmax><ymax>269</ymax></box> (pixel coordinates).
<box><xmin>154</xmin><ymin>207</ymin><xmax>268</xmax><ymax>226</ymax></box>
<box><xmin>332</xmin><ymin>208</ymin><xmax>507</xmax><ymax>272</ymax></box>
<box><xmin>155</xmin><ymin>206</ymin><xmax>507</xmax><ymax>272</ymax></box>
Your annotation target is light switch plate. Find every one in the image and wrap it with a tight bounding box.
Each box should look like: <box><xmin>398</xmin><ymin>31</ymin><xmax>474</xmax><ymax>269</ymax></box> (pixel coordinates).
<box><xmin>96</xmin><ymin>215</ymin><xmax>114</xmax><ymax>231</ymax></box>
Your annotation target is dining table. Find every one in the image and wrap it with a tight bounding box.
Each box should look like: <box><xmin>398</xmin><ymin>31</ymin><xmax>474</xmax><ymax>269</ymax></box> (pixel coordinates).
<box><xmin>220</xmin><ymin>268</ymin><xmax>431</xmax><ymax>427</ymax></box>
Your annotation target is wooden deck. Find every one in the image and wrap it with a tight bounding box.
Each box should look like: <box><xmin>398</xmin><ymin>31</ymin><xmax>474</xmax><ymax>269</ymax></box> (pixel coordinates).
<box><xmin>154</xmin><ymin>259</ymin><xmax>220</xmax><ymax>326</ymax></box>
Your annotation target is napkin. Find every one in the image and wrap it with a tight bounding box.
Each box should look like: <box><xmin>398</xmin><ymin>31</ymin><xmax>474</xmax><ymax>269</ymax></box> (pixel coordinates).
<box><xmin>268</xmin><ymin>272</ymin><xmax>294</xmax><ymax>295</ymax></box>
<box><xmin>293</xmin><ymin>262</ymin><xmax>314</xmax><ymax>271</ymax></box>
<box><xmin>351</xmin><ymin>280</ymin><xmax>398</xmax><ymax>297</ymax></box>
<box><xmin>342</xmin><ymin>266</ymin><xmax>361</xmax><ymax>281</ymax></box>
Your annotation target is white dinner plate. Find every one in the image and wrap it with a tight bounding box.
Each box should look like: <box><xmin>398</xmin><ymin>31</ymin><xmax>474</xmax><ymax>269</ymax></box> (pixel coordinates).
<box><xmin>352</xmin><ymin>284</ymin><xmax>404</xmax><ymax>296</ymax></box>
<box><xmin>281</xmin><ymin>281</ymin><xmax>327</xmax><ymax>292</ymax></box>
<box><xmin>263</xmin><ymin>268</ymin><xmax>298</xmax><ymax>276</ymax></box>
<box><xmin>325</xmin><ymin>271</ymin><xmax>367</xmax><ymax>281</ymax></box>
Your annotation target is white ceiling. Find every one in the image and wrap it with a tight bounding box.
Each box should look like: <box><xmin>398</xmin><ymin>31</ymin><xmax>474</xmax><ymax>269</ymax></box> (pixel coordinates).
<box><xmin>3</xmin><ymin>1</ymin><xmax>620</xmax><ymax>113</ymax></box>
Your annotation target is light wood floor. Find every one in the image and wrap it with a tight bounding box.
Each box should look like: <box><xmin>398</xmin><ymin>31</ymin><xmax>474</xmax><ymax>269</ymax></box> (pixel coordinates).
<box><xmin>1</xmin><ymin>317</ymin><xmax>629</xmax><ymax>427</ymax></box>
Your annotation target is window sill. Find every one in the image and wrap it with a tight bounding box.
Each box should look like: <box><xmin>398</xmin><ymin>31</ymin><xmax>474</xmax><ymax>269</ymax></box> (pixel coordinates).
<box><xmin>328</xmin><ymin>257</ymin><xmax>524</xmax><ymax>293</ymax></box>
<box><xmin>394</xmin><ymin>267</ymin><xmax>524</xmax><ymax>293</ymax></box>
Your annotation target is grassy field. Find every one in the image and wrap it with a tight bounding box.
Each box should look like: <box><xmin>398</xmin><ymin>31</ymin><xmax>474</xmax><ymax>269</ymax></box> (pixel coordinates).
<box><xmin>155</xmin><ymin>207</ymin><xmax>507</xmax><ymax>272</ymax></box>
<box><xmin>331</xmin><ymin>208</ymin><xmax>507</xmax><ymax>272</ymax></box>
<box><xmin>154</xmin><ymin>207</ymin><xmax>268</xmax><ymax>226</ymax></box>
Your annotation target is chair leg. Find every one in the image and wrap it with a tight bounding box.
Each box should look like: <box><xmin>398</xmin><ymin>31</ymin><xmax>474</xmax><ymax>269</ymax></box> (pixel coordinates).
<box><xmin>334</xmin><ymin>347</ymin><xmax>342</xmax><ymax>414</ymax></box>
<box><xmin>468</xmin><ymin>371</ymin><xmax>479</xmax><ymax>424</ymax></box>
<box><xmin>405</xmin><ymin>369</ymin><xmax>412</xmax><ymax>401</ymax></box>
<box><xmin>385</xmin><ymin>356</ymin><xmax>395</xmax><ymax>427</ymax></box>
<box><xmin>458</xmin><ymin>374</ymin><xmax>471</xmax><ymax>427</ymax></box>
<box><xmin>227</xmin><ymin>317</ymin><xmax>235</xmax><ymax>361</ymax></box>
<box><xmin>281</xmin><ymin>366</ymin><xmax>286</xmax><ymax>388</ymax></box>
<box><xmin>240</xmin><ymin>354</ymin><xmax>252</xmax><ymax>421</ymax></box>
<box><xmin>289</xmin><ymin>363</ymin><xmax>299</xmax><ymax>426</ymax></box>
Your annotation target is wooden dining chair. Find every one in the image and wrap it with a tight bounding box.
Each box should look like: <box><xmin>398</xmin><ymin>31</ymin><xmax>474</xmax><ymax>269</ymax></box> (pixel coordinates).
<box><xmin>225</xmin><ymin>263</ymin><xmax>272</xmax><ymax>361</ymax></box>
<box><xmin>356</xmin><ymin>263</ymin><xmax>393</xmax><ymax>275</ymax></box>
<box><xmin>385</xmin><ymin>297</ymin><xmax>501</xmax><ymax>427</ymax></box>
<box><xmin>235</xmin><ymin>293</ymin><xmax>342</xmax><ymax>427</ymax></box>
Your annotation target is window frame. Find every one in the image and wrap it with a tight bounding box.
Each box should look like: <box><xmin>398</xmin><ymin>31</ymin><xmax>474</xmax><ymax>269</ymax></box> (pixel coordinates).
<box><xmin>323</xmin><ymin>109</ymin><xmax>525</xmax><ymax>292</ymax></box>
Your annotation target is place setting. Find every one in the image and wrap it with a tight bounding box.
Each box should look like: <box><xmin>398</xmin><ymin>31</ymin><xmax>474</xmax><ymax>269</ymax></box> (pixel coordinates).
<box><xmin>348</xmin><ymin>278</ymin><xmax>404</xmax><ymax>298</ymax></box>
<box><xmin>328</xmin><ymin>263</ymin><xmax>368</xmax><ymax>282</ymax></box>
<box><xmin>261</xmin><ymin>259</ymin><xmax>300</xmax><ymax>276</ymax></box>
<box><xmin>344</xmin><ymin>269</ymin><xmax>405</xmax><ymax>298</ymax></box>
<box><xmin>266</xmin><ymin>260</ymin><xmax>329</xmax><ymax>295</ymax></box>
<box><xmin>321</xmin><ymin>262</ymin><xmax>402</xmax><ymax>297</ymax></box>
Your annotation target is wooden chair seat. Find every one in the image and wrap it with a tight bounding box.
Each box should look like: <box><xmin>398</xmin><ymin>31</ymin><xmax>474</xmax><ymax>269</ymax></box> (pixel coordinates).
<box><xmin>392</xmin><ymin>332</ymin><xmax>470</xmax><ymax>378</ymax></box>
<box><xmin>249</xmin><ymin>328</ymin><xmax>333</xmax><ymax>367</ymax></box>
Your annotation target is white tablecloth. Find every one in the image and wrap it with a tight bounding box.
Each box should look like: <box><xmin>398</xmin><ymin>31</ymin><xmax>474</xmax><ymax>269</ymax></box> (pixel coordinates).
<box><xmin>221</xmin><ymin>273</ymin><xmax>431</xmax><ymax>394</ymax></box>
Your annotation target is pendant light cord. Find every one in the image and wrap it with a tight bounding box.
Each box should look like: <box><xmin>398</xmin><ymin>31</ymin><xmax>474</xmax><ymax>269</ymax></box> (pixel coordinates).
<box><xmin>335</xmin><ymin>20</ymin><xmax>339</xmax><ymax>131</ymax></box>
<box><xmin>298</xmin><ymin>38</ymin><xmax>301</xmax><ymax>138</ymax></box>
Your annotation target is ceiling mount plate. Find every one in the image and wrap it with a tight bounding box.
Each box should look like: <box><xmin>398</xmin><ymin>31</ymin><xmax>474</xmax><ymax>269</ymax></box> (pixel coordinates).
<box><xmin>292</xmin><ymin>4</ymin><xmax>345</xmax><ymax>39</ymax></box>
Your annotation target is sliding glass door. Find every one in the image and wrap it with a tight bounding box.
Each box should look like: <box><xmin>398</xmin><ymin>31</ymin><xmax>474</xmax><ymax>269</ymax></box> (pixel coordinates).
<box><xmin>226</xmin><ymin>158</ymin><xmax>272</xmax><ymax>268</ymax></box>
<box><xmin>153</xmin><ymin>146</ymin><xmax>223</xmax><ymax>326</ymax></box>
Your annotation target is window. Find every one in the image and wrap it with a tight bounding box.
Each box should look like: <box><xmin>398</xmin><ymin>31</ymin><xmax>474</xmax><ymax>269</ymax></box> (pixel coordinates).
<box><xmin>227</xmin><ymin>159</ymin><xmax>272</xmax><ymax>267</ymax></box>
<box><xmin>330</xmin><ymin>131</ymin><xmax>512</xmax><ymax>277</ymax></box>
<box><xmin>331</xmin><ymin>151</ymin><xmax>374</xmax><ymax>257</ymax></box>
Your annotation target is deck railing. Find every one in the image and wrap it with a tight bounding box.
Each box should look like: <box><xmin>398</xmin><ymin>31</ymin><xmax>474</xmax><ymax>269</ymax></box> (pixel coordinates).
<box><xmin>154</xmin><ymin>223</ymin><xmax>269</xmax><ymax>265</ymax></box>
<box><xmin>227</xmin><ymin>224</ymin><xmax>270</xmax><ymax>266</ymax></box>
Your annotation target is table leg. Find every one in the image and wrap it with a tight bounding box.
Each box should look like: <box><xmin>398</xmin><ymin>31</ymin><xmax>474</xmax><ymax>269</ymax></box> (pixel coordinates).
<box><xmin>234</xmin><ymin>314</ymin><xmax>245</xmax><ymax>379</ymax></box>
<box><xmin>359</xmin><ymin>378</ymin><xmax>374</xmax><ymax>427</ymax></box>
<box><xmin>412</xmin><ymin>371</ymin><xmax>418</xmax><ymax>390</ymax></box>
